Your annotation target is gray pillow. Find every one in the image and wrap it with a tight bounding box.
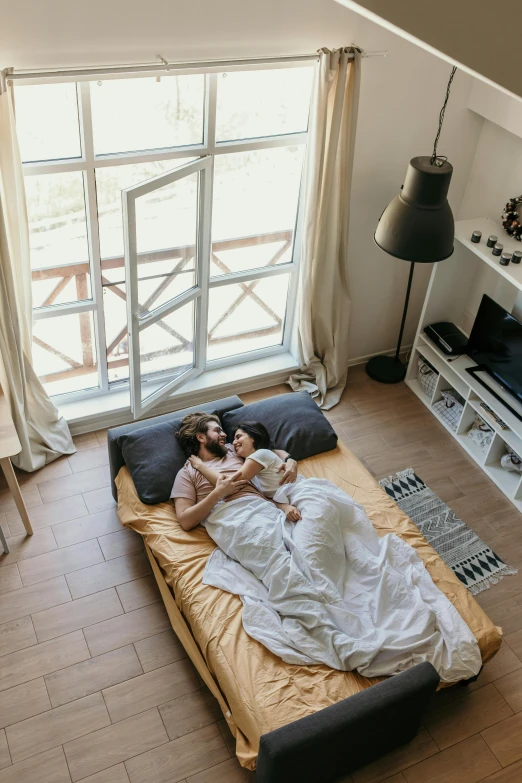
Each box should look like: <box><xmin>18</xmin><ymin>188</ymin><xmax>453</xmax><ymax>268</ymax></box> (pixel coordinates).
<box><xmin>119</xmin><ymin>418</ymin><xmax>195</xmax><ymax>505</ymax></box>
<box><xmin>221</xmin><ymin>392</ymin><xmax>337</xmax><ymax>461</ymax></box>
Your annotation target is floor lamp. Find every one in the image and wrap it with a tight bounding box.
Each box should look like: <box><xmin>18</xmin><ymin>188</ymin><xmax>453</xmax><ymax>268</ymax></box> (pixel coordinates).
<box><xmin>366</xmin><ymin>67</ymin><xmax>457</xmax><ymax>384</ymax></box>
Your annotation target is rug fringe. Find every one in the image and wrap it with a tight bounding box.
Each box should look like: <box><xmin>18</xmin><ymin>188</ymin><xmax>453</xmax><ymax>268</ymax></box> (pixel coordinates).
<box><xmin>467</xmin><ymin>565</ymin><xmax>519</xmax><ymax>596</ymax></box>
<box><xmin>380</xmin><ymin>467</ymin><xmax>416</xmax><ymax>489</ymax></box>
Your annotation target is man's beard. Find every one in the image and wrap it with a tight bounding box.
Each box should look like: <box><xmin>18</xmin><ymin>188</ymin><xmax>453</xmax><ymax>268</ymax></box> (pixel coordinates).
<box><xmin>206</xmin><ymin>439</ymin><xmax>227</xmax><ymax>458</ymax></box>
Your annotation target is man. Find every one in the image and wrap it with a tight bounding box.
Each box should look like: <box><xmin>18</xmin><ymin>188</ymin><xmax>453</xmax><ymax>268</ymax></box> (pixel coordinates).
<box><xmin>172</xmin><ymin>413</ymin><xmax>297</xmax><ymax>531</ymax></box>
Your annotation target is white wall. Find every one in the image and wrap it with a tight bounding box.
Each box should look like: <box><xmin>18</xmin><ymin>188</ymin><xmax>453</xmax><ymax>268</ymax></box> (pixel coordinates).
<box><xmin>1</xmin><ymin>0</ymin><xmax>484</xmax><ymax>363</ymax></box>
<box><xmin>346</xmin><ymin>16</ymin><xmax>482</xmax><ymax>361</ymax></box>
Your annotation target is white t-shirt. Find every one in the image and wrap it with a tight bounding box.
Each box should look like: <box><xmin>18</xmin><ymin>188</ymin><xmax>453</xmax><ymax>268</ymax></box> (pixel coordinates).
<box><xmin>247</xmin><ymin>449</ymin><xmax>284</xmax><ymax>498</ymax></box>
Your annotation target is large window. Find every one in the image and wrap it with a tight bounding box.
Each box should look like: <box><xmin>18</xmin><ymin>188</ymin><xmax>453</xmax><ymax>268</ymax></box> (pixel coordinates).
<box><xmin>15</xmin><ymin>63</ymin><xmax>314</xmax><ymax>409</ymax></box>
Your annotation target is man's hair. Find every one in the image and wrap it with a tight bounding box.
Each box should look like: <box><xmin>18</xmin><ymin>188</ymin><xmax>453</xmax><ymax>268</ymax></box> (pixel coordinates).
<box><xmin>175</xmin><ymin>412</ymin><xmax>221</xmax><ymax>457</ymax></box>
<box><xmin>236</xmin><ymin>421</ymin><xmax>271</xmax><ymax>451</ymax></box>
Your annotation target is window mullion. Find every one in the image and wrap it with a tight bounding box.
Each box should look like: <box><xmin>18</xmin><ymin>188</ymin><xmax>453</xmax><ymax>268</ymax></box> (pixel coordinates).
<box><xmin>78</xmin><ymin>81</ymin><xmax>110</xmax><ymax>393</ymax></box>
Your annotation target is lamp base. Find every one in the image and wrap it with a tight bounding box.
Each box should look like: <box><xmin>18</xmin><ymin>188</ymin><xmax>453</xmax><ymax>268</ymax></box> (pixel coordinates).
<box><xmin>366</xmin><ymin>355</ymin><xmax>406</xmax><ymax>384</ymax></box>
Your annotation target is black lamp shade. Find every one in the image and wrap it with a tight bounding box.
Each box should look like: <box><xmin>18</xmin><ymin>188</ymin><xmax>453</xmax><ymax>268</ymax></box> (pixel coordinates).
<box><xmin>374</xmin><ymin>156</ymin><xmax>454</xmax><ymax>263</ymax></box>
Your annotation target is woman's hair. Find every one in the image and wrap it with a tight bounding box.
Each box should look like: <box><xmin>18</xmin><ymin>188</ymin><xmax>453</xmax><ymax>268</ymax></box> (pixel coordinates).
<box><xmin>175</xmin><ymin>412</ymin><xmax>220</xmax><ymax>456</ymax></box>
<box><xmin>235</xmin><ymin>421</ymin><xmax>271</xmax><ymax>451</ymax></box>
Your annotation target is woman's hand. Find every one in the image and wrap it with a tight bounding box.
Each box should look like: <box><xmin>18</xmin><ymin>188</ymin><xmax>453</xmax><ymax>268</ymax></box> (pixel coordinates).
<box><xmin>277</xmin><ymin>458</ymin><xmax>298</xmax><ymax>485</ymax></box>
<box><xmin>189</xmin><ymin>455</ymin><xmax>204</xmax><ymax>471</ymax></box>
<box><xmin>282</xmin><ymin>504</ymin><xmax>301</xmax><ymax>523</ymax></box>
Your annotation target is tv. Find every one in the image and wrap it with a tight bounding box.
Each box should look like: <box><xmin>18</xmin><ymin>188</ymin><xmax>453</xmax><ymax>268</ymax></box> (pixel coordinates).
<box><xmin>467</xmin><ymin>294</ymin><xmax>522</xmax><ymax>406</ymax></box>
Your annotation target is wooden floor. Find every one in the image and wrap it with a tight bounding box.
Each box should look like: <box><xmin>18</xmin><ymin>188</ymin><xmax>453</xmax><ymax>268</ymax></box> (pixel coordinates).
<box><xmin>0</xmin><ymin>367</ymin><xmax>521</xmax><ymax>783</ymax></box>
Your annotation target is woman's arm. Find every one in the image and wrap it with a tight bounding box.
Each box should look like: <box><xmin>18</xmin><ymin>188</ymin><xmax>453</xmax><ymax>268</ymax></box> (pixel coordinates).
<box><xmin>188</xmin><ymin>456</ymin><xmax>220</xmax><ymax>486</ymax></box>
<box><xmin>273</xmin><ymin>450</ymin><xmax>298</xmax><ymax>485</ymax></box>
<box><xmin>174</xmin><ymin>474</ymin><xmax>247</xmax><ymax>530</ymax></box>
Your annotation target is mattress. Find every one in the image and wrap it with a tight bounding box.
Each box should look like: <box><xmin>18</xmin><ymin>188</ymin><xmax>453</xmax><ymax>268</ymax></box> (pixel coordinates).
<box><xmin>115</xmin><ymin>439</ymin><xmax>502</xmax><ymax>770</ymax></box>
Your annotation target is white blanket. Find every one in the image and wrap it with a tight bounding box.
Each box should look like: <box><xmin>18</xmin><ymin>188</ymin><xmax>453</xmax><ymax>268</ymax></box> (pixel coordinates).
<box><xmin>202</xmin><ymin>478</ymin><xmax>482</xmax><ymax>682</ymax></box>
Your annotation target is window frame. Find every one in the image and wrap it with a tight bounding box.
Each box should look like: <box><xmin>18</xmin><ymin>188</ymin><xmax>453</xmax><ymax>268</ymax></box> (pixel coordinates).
<box><xmin>20</xmin><ymin>60</ymin><xmax>312</xmax><ymax>406</ymax></box>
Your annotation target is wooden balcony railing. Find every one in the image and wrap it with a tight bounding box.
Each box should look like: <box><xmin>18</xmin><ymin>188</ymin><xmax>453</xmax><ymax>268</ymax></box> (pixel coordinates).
<box><xmin>34</xmin><ymin>230</ymin><xmax>293</xmax><ymax>386</ymax></box>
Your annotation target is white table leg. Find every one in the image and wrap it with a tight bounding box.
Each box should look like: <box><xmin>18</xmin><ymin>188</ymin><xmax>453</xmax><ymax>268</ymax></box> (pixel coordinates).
<box><xmin>0</xmin><ymin>457</ymin><xmax>33</xmax><ymax>536</ymax></box>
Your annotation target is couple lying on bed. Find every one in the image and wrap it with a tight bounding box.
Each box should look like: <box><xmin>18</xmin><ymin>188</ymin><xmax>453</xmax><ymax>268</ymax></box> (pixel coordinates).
<box><xmin>171</xmin><ymin>412</ymin><xmax>482</xmax><ymax>683</ymax></box>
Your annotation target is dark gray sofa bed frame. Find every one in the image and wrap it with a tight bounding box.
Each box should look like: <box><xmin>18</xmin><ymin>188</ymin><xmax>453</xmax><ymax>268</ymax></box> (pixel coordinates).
<box><xmin>108</xmin><ymin>396</ymin><xmax>441</xmax><ymax>783</ymax></box>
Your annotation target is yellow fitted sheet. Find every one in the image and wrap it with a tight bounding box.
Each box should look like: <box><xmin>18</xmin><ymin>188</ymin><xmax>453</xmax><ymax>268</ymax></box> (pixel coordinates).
<box><xmin>115</xmin><ymin>439</ymin><xmax>502</xmax><ymax>770</ymax></box>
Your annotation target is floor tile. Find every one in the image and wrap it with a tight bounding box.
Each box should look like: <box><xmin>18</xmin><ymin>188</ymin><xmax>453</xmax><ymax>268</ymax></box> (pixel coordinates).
<box><xmin>68</xmin><ymin>447</ymin><xmax>109</xmax><ymax>474</ymax></box>
<box><xmin>32</xmin><ymin>587</ymin><xmax>124</xmax><ymax>642</ymax></box>
<box><xmin>424</xmin><ymin>683</ymin><xmax>513</xmax><ymax>749</ymax></box>
<box><xmin>64</xmin><ymin>707</ymin><xmax>168</xmax><ymax>781</ymax></box>
<box><xmin>494</xmin><ymin>668</ymin><xmax>522</xmax><ymax>713</ymax></box>
<box><xmin>84</xmin><ymin>603</ymin><xmax>170</xmax><ymax>657</ymax></box>
<box><xmin>0</xmin><ymin>576</ymin><xmax>71</xmax><ymax>626</ymax></box>
<box><xmin>16</xmin><ymin>458</ymin><xmax>72</xmax><ymax>487</ymax></box>
<box><xmin>505</xmin><ymin>628</ymin><xmax>522</xmax><ymax>661</ymax></box>
<box><xmin>81</xmin><ymin>763</ymin><xmax>130</xmax><ymax>783</ymax></box>
<box><xmin>7</xmin><ymin>692</ymin><xmax>110</xmax><ymax>763</ymax></box>
<box><xmin>116</xmin><ymin>576</ymin><xmax>160</xmax><ymax>613</ymax></box>
<box><xmin>0</xmin><ymin>630</ymin><xmax>90</xmax><ymax>692</ymax></box>
<box><xmin>98</xmin><ymin>529</ymin><xmax>143</xmax><ymax>561</ymax></box>
<box><xmin>45</xmin><ymin>645</ymin><xmax>142</xmax><ymax>708</ymax></box>
<box><xmin>0</xmin><ymin>678</ymin><xmax>51</xmax><ymax>730</ymax></box>
<box><xmin>103</xmin><ymin>658</ymin><xmax>199</xmax><ymax>723</ymax></box>
<box><xmin>482</xmin><ymin>712</ymin><xmax>522</xmax><ymax>766</ymax></box>
<box><xmin>65</xmin><ymin>552</ymin><xmax>151</xmax><ymax>599</ymax></box>
<box><xmin>95</xmin><ymin>429</ymin><xmax>109</xmax><ymax>448</ymax></box>
<box><xmin>72</xmin><ymin>432</ymin><xmax>101</xmax><ymax>451</ymax></box>
<box><xmin>0</xmin><ymin>565</ymin><xmax>22</xmax><ymax>595</ymax></box>
<box><xmin>159</xmin><ymin>687</ymin><xmax>222</xmax><ymax>740</ymax></box>
<box><xmin>52</xmin><ymin>508</ymin><xmax>121</xmax><ymax>548</ymax></box>
<box><xmin>478</xmin><ymin>759</ymin><xmax>522</xmax><ymax>782</ymax></box>
<box><xmin>18</xmin><ymin>539</ymin><xmax>104</xmax><ymax>586</ymax></box>
<box><xmin>133</xmin><ymin>630</ymin><xmax>187</xmax><ymax>672</ymax></box>
<box><xmin>0</xmin><ymin>731</ymin><xmax>9</xmax><ymax>770</ymax></box>
<box><xmin>352</xmin><ymin>728</ymin><xmax>438</xmax><ymax>783</ymax></box>
<box><xmin>402</xmin><ymin>734</ymin><xmax>501</xmax><ymax>783</ymax></box>
<box><xmin>0</xmin><ymin>529</ymin><xmax>57</xmax><ymax>566</ymax></box>
<box><xmin>83</xmin><ymin>487</ymin><xmax>117</xmax><ymax>514</ymax></box>
<box><xmin>38</xmin><ymin>466</ymin><xmax>110</xmax><ymax>504</ymax></box>
<box><xmin>0</xmin><ymin>617</ymin><xmax>37</xmax><ymax>658</ymax></box>
<box><xmin>186</xmin><ymin>756</ymin><xmax>253</xmax><ymax>782</ymax></box>
<box><xmin>0</xmin><ymin>487</ymin><xmax>41</xmax><ymax>515</ymax></box>
<box><xmin>0</xmin><ymin>747</ymin><xmax>70</xmax><ymax>783</ymax></box>
<box><xmin>125</xmin><ymin>723</ymin><xmax>229</xmax><ymax>783</ymax></box>
<box><xmin>6</xmin><ymin>495</ymin><xmax>89</xmax><ymax>536</ymax></box>
<box><xmin>217</xmin><ymin>718</ymin><xmax>236</xmax><ymax>756</ymax></box>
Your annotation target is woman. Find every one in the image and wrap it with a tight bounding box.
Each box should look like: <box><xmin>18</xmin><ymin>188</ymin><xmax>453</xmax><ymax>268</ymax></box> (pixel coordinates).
<box><xmin>189</xmin><ymin>421</ymin><xmax>302</xmax><ymax>522</ymax></box>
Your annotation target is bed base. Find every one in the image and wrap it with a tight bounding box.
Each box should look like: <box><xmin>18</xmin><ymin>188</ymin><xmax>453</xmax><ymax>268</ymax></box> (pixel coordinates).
<box><xmin>145</xmin><ymin>542</ymin><xmax>440</xmax><ymax>783</ymax></box>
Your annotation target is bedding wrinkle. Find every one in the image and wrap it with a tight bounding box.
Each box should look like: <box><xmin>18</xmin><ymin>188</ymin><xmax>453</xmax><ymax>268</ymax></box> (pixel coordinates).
<box><xmin>115</xmin><ymin>437</ymin><xmax>502</xmax><ymax>770</ymax></box>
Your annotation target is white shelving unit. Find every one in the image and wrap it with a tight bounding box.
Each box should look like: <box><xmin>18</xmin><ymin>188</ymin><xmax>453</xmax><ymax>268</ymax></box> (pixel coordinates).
<box><xmin>406</xmin><ymin>217</ymin><xmax>522</xmax><ymax>512</ymax></box>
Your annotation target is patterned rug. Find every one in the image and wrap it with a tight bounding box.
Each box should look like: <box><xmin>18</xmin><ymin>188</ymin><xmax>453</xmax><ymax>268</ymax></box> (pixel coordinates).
<box><xmin>379</xmin><ymin>468</ymin><xmax>518</xmax><ymax>595</ymax></box>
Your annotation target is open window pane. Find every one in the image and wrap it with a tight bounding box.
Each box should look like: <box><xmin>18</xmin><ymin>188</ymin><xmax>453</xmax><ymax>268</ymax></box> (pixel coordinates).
<box><xmin>90</xmin><ymin>76</ymin><xmax>204</xmax><ymax>155</ymax></box>
<box><xmin>211</xmin><ymin>147</ymin><xmax>303</xmax><ymax>277</ymax></box>
<box><xmin>96</xmin><ymin>159</ymin><xmax>193</xmax><ymax>260</ymax></box>
<box><xmin>15</xmin><ymin>83</ymin><xmax>81</xmax><ymax>163</ymax></box>
<box><xmin>216</xmin><ymin>67</ymin><xmax>314</xmax><ymax>142</ymax></box>
<box><xmin>33</xmin><ymin>311</ymin><xmax>98</xmax><ymax>396</ymax></box>
<box><xmin>133</xmin><ymin>171</ymin><xmax>198</xmax><ymax>313</ymax></box>
<box><xmin>208</xmin><ymin>273</ymin><xmax>290</xmax><ymax>361</ymax></box>
<box><xmin>25</xmin><ymin>171</ymin><xmax>90</xmax><ymax>271</ymax></box>
<box><xmin>139</xmin><ymin>299</ymin><xmax>195</xmax><ymax>387</ymax></box>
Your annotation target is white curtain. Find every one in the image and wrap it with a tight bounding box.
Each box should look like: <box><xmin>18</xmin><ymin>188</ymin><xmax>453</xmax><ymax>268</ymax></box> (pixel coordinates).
<box><xmin>288</xmin><ymin>47</ymin><xmax>361</xmax><ymax>409</ymax></box>
<box><xmin>0</xmin><ymin>75</ymin><xmax>75</xmax><ymax>471</ymax></box>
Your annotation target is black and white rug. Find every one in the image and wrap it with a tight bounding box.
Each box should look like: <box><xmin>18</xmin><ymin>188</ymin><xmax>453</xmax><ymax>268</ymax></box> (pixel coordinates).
<box><xmin>379</xmin><ymin>468</ymin><xmax>518</xmax><ymax>596</ymax></box>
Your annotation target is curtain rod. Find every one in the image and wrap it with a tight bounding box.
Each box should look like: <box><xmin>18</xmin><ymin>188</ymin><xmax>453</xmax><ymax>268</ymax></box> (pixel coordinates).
<box><xmin>5</xmin><ymin>50</ymin><xmax>388</xmax><ymax>82</ymax></box>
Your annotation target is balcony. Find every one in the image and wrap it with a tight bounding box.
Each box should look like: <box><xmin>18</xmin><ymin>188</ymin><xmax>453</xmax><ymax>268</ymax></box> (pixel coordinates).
<box><xmin>32</xmin><ymin>229</ymin><xmax>293</xmax><ymax>395</ymax></box>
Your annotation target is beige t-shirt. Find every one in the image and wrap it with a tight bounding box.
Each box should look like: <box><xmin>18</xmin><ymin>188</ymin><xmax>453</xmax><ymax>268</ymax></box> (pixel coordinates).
<box><xmin>171</xmin><ymin>444</ymin><xmax>264</xmax><ymax>504</ymax></box>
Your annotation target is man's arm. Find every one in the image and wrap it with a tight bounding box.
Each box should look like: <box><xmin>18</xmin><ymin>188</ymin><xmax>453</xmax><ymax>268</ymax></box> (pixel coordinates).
<box><xmin>274</xmin><ymin>449</ymin><xmax>298</xmax><ymax>485</ymax></box>
<box><xmin>174</xmin><ymin>474</ymin><xmax>247</xmax><ymax>531</ymax></box>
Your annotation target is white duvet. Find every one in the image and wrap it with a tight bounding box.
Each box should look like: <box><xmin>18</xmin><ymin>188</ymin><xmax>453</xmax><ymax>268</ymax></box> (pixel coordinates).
<box><xmin>202</xmin><ymin>477</ymin><xmax>482</xmax><ymax>682</ymax></box>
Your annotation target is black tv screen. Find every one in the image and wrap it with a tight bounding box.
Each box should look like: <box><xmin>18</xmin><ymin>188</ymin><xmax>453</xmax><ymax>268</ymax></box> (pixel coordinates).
<box><xmin>467</xmin><ymin>294</ymin><xmax>522</xmax><ymax>405</ymax></box>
